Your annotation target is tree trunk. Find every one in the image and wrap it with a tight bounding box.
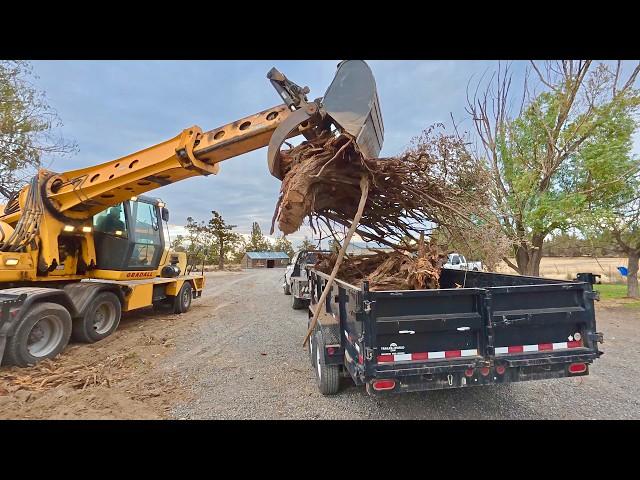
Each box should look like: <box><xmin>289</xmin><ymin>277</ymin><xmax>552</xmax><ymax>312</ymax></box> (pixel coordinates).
<box><xmin>628</xmin><ymin>250</ymin><xmax>639</xmax><ymax>299</ymax></box>
<box><xmin>513</xmin><ymin>235</ymin><xmax>545</xmax><ymax>277</ymax></box>
<box><xmin>218</xmin><ymin>240</ymin><xmax>224</xmax><ymax>270</ymax></box>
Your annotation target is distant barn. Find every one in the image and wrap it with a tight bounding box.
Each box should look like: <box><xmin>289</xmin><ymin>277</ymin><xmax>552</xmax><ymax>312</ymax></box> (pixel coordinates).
<box><xmin>242</xmin><ymin>251</ymin><xmax>290</xmax><ymax>269</ymax></box>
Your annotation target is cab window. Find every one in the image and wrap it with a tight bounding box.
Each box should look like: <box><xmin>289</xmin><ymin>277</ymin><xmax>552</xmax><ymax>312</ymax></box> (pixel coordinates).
<box><xmin>127</xmin><ymin>201</ymin><xmax>161</xmax><ymax>268</ymax></box>
<box><xmin>93</xmin><ymin>204</ymin><xmax>128</xmax><ymax>237</ymax></box>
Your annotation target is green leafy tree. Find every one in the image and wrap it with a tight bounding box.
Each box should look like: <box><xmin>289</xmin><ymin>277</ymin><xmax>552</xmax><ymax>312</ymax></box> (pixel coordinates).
<box><xmin>246</xmin><ymin>221</ymin><xmax>271</xmax><ymax>252</ymax></box>
<box><xmin>184</xmin><ymin>216</ymin><xmax>215</xmax><ymax>265</ymax></box>
<box><xmin>0</xmin><ymin>61</ymin><xmax>77</xmax><ymax>198</ymax></box>
<box><xmin>170</xmin><ymin>234</ymin><xmax>186</xmax><ymax>252</ymax></box>
<box><xmin>297</xmin><ymin>236</ymin><xmax>317</xmax><ymax>252</ymax></box>
<box><xmin>582</xmin><ymin>165</ymin><xmax>640</xmax><ymax>297</ymax></box>
<box><xmin>273</xmin><ymin>234</ymin><xmax>294</xmax><ymax>258</ymax></box>
<box><xmin>208</xmin><ymin>210</ymin><xmax>241</xmax><ymax>269</ymax></box>
<box><xmin>466</xmin><ymin>60</ymin><xmax>640</xmax><ymax>275</ymax></box>
<box><xmin>232</xmin><ymin>236</ymin><xmax>248</xmax><ymax>263</ymax></box>
<box><xmin>608</xmin><ymin>199</ymin><xmax>640</xmax><ymax>297</ymax></box>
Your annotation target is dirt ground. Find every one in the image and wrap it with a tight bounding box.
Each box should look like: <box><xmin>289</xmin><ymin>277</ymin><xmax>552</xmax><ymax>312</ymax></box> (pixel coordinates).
<box><xmin>1</xmin><ymin>269</ymin><xmax>638</xmax><ymax>420</ymax></box>
<box><xmin>0</xmin><ymin>270</ymin><xmax>244</xmax><ymax>419</ymax></box>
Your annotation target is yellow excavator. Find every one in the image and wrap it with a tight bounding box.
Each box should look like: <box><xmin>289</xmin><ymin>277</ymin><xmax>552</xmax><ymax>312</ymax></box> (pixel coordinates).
<box><xmin>0</xmin><ymin>60</ymin><xmax>384</xmax><ymax>367</ymax></box>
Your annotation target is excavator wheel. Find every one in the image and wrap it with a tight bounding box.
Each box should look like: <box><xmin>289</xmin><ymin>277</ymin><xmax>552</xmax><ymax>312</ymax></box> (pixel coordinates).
<box><xmin>3</xmin><ymin>302</ymin><xmax>72</xmax><ymax>367</ymax></box>
<box><xmin>71</xmin><ymin>292</ymin><xmax>122</xmax><ymax>343</ymax></box>
<box><xmin>173</xmin><ymin>282</ymin><xmax>193</xmax><ymax>314</ymax></box>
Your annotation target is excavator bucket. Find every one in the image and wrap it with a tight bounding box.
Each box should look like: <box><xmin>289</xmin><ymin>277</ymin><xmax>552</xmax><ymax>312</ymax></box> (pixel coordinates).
<box><xmin>267</xmin><ymin>60</ymin><xmax>384</xmax><ymax>179</ymax></box>
<box><xmin>322</xmin><ymin>60</ymin><xmax>384</xmax><ymax>160</ymax></box>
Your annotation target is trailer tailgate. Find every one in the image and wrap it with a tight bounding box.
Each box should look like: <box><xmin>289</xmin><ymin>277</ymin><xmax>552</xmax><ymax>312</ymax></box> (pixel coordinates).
<box><xmin>487</xmin><ymin>282</ymin><xmax>600</xmax><ymax>365</ymax></box>
<box><xmin>372</xmin><ymin>288</ymin><xmax>485</xmax><ymax>369</ymax></box>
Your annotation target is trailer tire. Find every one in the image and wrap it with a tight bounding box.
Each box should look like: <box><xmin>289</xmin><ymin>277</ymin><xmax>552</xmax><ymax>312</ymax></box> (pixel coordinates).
<box><xmin>307</xmin><ymin>318</ymin><xmax>316</xmax><ymax>367</ymax></box>
<box><xmin>71</xmin><ymin>292</ymin><xmax>121</xmax><ymax>343</ymax></box>
<box><xmin>313</xmin><ymin>330</ymin><xmax>340</xmax><ymax>395</ymax></box>
<box><xmin>3</xmin><ymin>302</ymin><xmax>72</xmax><ymax>367</ymax></box>
<box><xmin>173</xmin><ymin>282</ymin><xmax>193</xmax><ymax>314</ymax></box>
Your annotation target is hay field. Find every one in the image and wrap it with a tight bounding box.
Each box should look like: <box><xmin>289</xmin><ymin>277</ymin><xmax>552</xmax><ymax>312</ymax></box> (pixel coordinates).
<box><xmin>496</xmin><ymin>256</ymin><xmax>629</xmax><ymax>283</ymax></box>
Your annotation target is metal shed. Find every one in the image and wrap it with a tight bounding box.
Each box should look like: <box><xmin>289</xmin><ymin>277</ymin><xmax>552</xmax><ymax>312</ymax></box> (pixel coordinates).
<box><xmin>242</xmin><ymin>251</ymin><xmax>290</xmax><ymax>269</ymax></box>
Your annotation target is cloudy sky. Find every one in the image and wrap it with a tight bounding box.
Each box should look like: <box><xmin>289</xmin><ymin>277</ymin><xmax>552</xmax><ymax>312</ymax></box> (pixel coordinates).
<box><xmin>30</xmin><ymin>60</ymin><xmax>639</xmax><ymax>245</ymax></box>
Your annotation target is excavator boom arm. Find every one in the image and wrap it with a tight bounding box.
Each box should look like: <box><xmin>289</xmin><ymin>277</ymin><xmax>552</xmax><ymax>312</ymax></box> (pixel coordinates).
<box><xmin>28</xmin><ymin>103</ymin><xmax>310</xmax><ymax>222</ymax></box>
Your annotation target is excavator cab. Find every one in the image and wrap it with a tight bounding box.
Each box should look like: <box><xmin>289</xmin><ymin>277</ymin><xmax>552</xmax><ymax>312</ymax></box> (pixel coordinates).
<box><xmin>92</xmin><ymin>195</ymin><xmax>166</xmax><ymax>271</ymax></box>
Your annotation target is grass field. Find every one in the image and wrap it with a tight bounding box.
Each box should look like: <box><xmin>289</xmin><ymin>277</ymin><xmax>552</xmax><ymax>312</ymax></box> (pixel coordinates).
<box><xmin>593</xmin><ymin>283</ymin><xmax>640</xmax><ymax>308</ymax></box>
<box><xmin>494</xmin><ymin>256</ymin><xmax>639</xmax><ymax>308</ymax></box>
<box><xmin>496</xmin><ymin>256</ymin><xmax>630</xmax><ymax>283</ymax></box>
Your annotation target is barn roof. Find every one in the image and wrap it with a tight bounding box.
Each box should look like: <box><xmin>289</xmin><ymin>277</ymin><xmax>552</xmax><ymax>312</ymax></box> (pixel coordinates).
<box><xmin>244</xmin><ymin>251</ymin><xmax>290</xmax><ymax>260</ymax></box>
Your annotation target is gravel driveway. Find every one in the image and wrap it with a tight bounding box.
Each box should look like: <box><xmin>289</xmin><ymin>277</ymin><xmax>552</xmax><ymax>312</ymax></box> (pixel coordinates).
<box><xmin>168</xmin><ymin>269</ymin><xmax>640</xmax><ymax>420</ymax></box>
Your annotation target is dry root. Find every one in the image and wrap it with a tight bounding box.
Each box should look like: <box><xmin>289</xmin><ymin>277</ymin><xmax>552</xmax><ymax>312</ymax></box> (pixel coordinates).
<box><xmin>271</xmin><ymin>125</ymin><xmax>507</xmax><ymax>290</ymax></box>
<box><xmin>314</xmin><ymin>240</ymin><xmax>447</xmax><ymax>291</ymax></box>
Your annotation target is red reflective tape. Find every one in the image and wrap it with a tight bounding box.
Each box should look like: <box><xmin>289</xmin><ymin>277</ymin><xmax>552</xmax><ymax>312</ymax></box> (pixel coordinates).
<box><xmin>508</xmin><ymin>345</ymin><xmax>524</xmax><ymax>353</ymax></box>
<box><xmin>445</xmin><ymin>350</ymin><xmax>462</xmax><ymax>358</ymax></box>
<box><xmin>538</xmin><ymin>343</ymin><xmax>553</xmax><ymax>351</ymax></box>
<box><xmin>567</xmin><ymin>340</ymin><xmax>582</xmax><ymax>348</ymax></box>
<box><xmin>358</xmin><ymin>354</ymin><xmax>364</xmax><ymax>364</ymax></box>
<box><xmin>377</xmin><ymin>355</ymin><xmax>394</xmax><ymax>363</ymax></box>
<box><xmin>412</xmin><ymin>352</ymin><xmax>429</xmax><ymax>361</ymax></box>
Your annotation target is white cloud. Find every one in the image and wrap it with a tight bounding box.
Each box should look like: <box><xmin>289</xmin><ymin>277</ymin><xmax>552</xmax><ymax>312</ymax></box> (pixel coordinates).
<box><xmin>30</xmin><ymin>59</ymin><xmax>640</xmax><ymax>242</ymax></box>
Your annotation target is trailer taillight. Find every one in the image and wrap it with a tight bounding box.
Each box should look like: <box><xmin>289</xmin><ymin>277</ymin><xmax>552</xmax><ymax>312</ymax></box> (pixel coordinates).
<box><xmin>464</xmin><ymin>368</ymin><xmax>474</xmax><ymax>377</ymax></box>
<box><xmin>372</xmin><ymin>380</ymin><xmax>396</xmax><ymax>391</ymax></box>
<box><xmin>496</xmin><ymin>365</ymin><xmax>506</xmax><ymax>375</ymax></box>
<box><xmin>568</xmin><ymin>363</ymin><xmax>587</xmax><ymax>374</ymax></box>
<box><xmin>480</xmin><ymin>367</ymin><xmax>490</xmax><ymax>376</ymax></box>
<box><xmin>326</xmin><ymin>346</ymin><xmax>336</xmax><ymax>356</ymax></box>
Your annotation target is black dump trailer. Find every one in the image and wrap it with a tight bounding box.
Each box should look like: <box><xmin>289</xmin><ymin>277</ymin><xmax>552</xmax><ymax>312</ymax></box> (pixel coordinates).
<box><xmin>306</xmin><ymin>268</ymin><xmax>604</xmax><ymax>396</ymax></box>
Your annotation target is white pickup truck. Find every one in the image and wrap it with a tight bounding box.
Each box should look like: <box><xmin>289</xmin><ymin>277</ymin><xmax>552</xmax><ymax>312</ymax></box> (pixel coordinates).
<box><xmin>444</xmin><ymin>253</ymin><xmax>483</xmax><ymax>271</ymax></box>
<box><xmin>283</xmin><ymin>250</ymin><xmax>329</xmax><ymax>309</ymax></box>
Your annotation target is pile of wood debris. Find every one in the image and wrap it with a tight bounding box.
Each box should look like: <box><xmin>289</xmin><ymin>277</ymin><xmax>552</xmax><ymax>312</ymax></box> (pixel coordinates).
<box><xmin>271</xmin><ymin>126</ymin><xmax>494</xmax><ymax>290</ymax></box>
<box><xmin>314</xmin><ymin>239</ymin><xmax>447</xmax><ymax>291</ymax></box>
<box><xmin>0</xmin><ymin>355</ymin><xmax>129</xmax><ymax>393</ymax></box>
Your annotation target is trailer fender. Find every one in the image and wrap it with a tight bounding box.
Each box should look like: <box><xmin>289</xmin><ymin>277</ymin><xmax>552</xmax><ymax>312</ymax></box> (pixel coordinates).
<box><xmin>0</xmin><ymin>287</ymin><xmax>78</xmax><ymax>338</ymax></box>
<box><xmin>165</xmin><ymin>278</ymin><xmax>199</xmax><ymax>297</ymax></box>
<box><xmin>62</xmin><ymin>282</ymin><xmax>125</xmax><ymax>318</ymax></box>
